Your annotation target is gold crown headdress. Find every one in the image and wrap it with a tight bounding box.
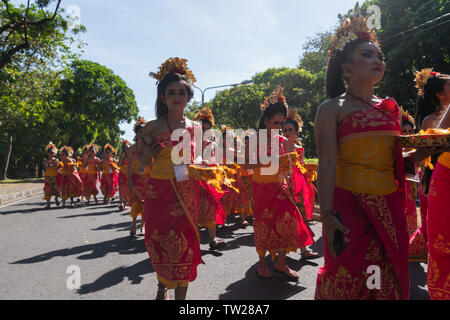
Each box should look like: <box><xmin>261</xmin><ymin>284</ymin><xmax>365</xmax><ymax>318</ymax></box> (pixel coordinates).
<box><xmin>45</xmin><ymin>142</ymin><xmax>58</xmax><ymax>154</ymax></box>
<box><xmin>133</xmin><ymin>117</ymin><xmax>147</xmax><ymax>132</ymax></box>
<box><xmin>60</xmin><ymin>146</ymin><xmax>74</xmax><ymax>156</ymax></box>
<box><xmin>88</xmin><ymin>143</ymin><xmax>100</xmax><ymax>153</ymax></box>
<box><xmin>328</xmin><ymin>2</ymin><xmax>379</xmax><ymax>57</ymax></box>
<box><xmin>414</xmin><ymin>68</ymin><xmax>441</xmax><ymax>98</ymax></box>
<box><xmin>286</xmin><ymin>108</ymin><xmax>303</xmax><ymax>132</ymax></box>
<box><xmin>150</xmin><ymin>57</ymin><xmax>196</xmax><ymax>83</ymax></box>
<box><xmin>401</xmin><ymin>107</ymin><xmax>415</xmax><ymax>127</ymax></box>
<box><xmin>194</xmin><ymin>105</ymin><xmax>215</xmax><ymax>127</ymax></box>
<box><xmin>82</xmin><ymin>144</ymin><xmax>90</xmax><ymax>152</ymax></box>
<box><xmin>260</xmin><ymin>87</ymin><xmax>287</xmax><ymax>111</ymax></box>
<box><xmin>104</xmin><ymin>143</ymin><xmax>117</xmax><ymax>155</ymax></box>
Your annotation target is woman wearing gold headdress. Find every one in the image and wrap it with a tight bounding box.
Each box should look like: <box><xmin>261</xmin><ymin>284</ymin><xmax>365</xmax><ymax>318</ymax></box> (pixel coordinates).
<box><xmin>244</xmin><ymin>87</ymin><xmax>314</xmax><ymax>281</ymax></box>
<box><xmin>59</xmin><ymin>146</ymin><xmax>84</xmax><ymax>208</ymax></box>
<box><xmin>313</xmin><ymin>6</ymin><xmax>442</xmax><ymax>299</ymax></box>
<box><xmin>219</xmin><ymin>127</ymin><xmax>253</xmax><ymax>227</ymax></box>
<box><xmin>78</xmin><ymin>145</ymin><xmax>90</xmax><ymax>203</ymax></box>
<box><xmin>100</xmin><ymin>143</ymin><xmax>119</xmax><ymax>204</ymax></box>
<box><xmin>283</xmin><ymin>108</ymin><xmax>319</xmax><ymax>260</ymax></box>
<box><xmin>127</xmin><ymin>118</ymin><xmax>152</xmax><ymax>236</ymax></box>
<box><xmin>193</xmin><ymin>106</ymin><xmax>228</xmax><ymax>249</ymax></box>
<box><xmin>43</xmin><ymin>142</ymin><xmax>61</xmax><ymax>208</ymax></box>
<box><xmin>414</xmin><ymin>69</ymin><xmax>450</xmax><ymax>299</ymax></box>
<box><xmin>118</xmin><ymin>140</ymin><xmax>132</xmax><ymax>211</ymax></box>
<box><xmin>399</xmin><ymin>110</ymin><xmax>420</xmax><ymax>240</ymax></box>
<box><xmin>139</xmin><ymin>58</ymin><xmax>203</xmax><ymax>300</ymax></box>
<box><xmin>81</xmin><ymin>144</ymin><xmax>101</xmax><ymax>204</ymax></box>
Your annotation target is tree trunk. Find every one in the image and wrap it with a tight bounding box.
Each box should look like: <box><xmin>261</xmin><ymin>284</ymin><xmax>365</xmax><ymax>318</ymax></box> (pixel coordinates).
<box><xmin>3</xmin><ymin>136</ymin><xmax>13</xmax><ymax>180</ymax></box>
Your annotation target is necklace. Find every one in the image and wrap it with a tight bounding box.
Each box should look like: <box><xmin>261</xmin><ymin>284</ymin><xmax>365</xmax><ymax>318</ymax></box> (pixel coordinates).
<box><xmin>166</xmin><ymin>116</ymin><xmax>186</xmax><ymax>133</ymax></box>
<box><xmin>346</xmin><ymin>92</ymin><xmax>378</xmax><ymax>108</ymax></box>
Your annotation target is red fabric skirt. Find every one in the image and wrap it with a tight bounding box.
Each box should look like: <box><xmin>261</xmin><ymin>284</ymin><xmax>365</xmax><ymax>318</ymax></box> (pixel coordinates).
<box><xmin>315</xmin><ymin>188</ymin><xmax>409</xmax><ymax>300</ymax></box>
<box><xmin>81</xmin><ymin>173</ymin><xmax>99</xmax><ymax>198</ymax></box>
<box><xmin>43</xmin><ymin>176</ymin><xmax>61</xmax><ymax>200</ymax></box>
<box><xmin>100</xmin><ymin>172</ymin><xmax>118</xmax><ymax>198</ymax></box>
<box><xmin>60</xmin><ymin>173</ymin><xmax>83</xmax><ymax>200</ymax></box>
<box><xmin>427</xmin><ymin>162</ymin><xmax>450</xmax><ymax>300</ymax></box>
<box><xmin>143</xmin><ymin>178</ymin><xmax>203</xmax><ymax>289</ymax></box>
<box><xmin>198</xmin><ymin>181</ymin><xmax>226</xmax><ymax>227</ymax></box>
<box><xmin>118</xmin><ymin>172</ymin><xmax>131</xmax><ymax>203</ymax></box>
<box><xmin>251</xmin><ymin>180</ymin><xmax>314</xmax><ymax>258</ymax></box>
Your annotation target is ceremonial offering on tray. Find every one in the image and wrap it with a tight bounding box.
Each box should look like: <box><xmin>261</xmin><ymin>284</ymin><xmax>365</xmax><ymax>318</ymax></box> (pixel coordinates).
<box><xmin>398</xmin><ymin>128</ymin><xmax>450</xmax><ymax>148</ymax></box>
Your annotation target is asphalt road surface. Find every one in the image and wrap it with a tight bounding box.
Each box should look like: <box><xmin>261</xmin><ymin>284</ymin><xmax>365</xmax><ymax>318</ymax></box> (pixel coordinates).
<box><xmin>0</xmin><ymin>193</ymin><xmax>430</xmax><ymax>300</ymax></box>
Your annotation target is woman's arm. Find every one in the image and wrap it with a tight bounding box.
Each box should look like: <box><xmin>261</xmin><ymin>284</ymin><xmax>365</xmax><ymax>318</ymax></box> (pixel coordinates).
<box><xmin>137</xmin><ymin>121</ymin><xmax>162</xmax><ymax>166</ymax></box>
<box><xmin>438</xmin><ymin>106</ymin><xmax>450</xmax><ymax>129</ymax></box>
<box><xmin>315</xmin><ymin>100</ymin><xmax>338</xmax><ymax>217</ymax></box>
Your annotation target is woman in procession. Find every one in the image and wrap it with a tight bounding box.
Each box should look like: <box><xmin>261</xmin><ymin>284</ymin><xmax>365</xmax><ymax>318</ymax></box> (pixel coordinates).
<box><xmin>59</xmin><ymin>146</ymin><xmax>84</xmax><ymax>208</ymax></box>
<box><xmin>99</xmin><ymin>144</ymin><xmax>119</xmax><ymax>204</ymax></box>
<box><xmin>127</xmin><ymin>118</ymin><xmax>152</xmax><ymax>236</ymax></box>
<box><xmin>313</xmin><ymin>10</ymin><xmax>446</xmax><ymax>299</ymax></box>
<box><xmin>43</xmin><ymin>142</ymin><xmax>61</xmax><ymax>208</ymax></box>
<box><xmin>81</xmin><ymin>144</ymin><xmax>101</xmax><ymax>205</ymax></box>
<box><xmin>194</xmin><ymin>106</ymin><xmax>228</xmax><ymax>250</ymax></box>
<box><xmin>244</xmin><ymin>87</ymin><xmax>315</xmax><ymax>281</ymax></box>
<box><xmin>414</xmin><ymin>70</ymin><xmax>450</xmax><ymax>300</ymax></box>
<box><xmin>282</xmin><ymin>109</ymin><xmax>319</xmax><ymax>260</ymax></box>
<box><xmin>137</xmin><ymin>58</ymin><xmax>204</xmax><ymax>300</ymax></box>
<box><xmin>118</xmin><ymin>140</ymin><xmax>132</xmax><ymax>211</ymax></box>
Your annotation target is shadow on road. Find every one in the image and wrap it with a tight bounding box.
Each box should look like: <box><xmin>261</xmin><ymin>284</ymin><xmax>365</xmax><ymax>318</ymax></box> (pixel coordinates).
<box><xmin>10</xmin><ymin>235</ymin><xmax>147</xmax><ymax>265</ymax></box>
<box><xmin>77</xmin><ymin>258</ymin><xmax>154</xmax><ymax>295</ymax></box>
<box><xmin>219</xmin><ymin>257</ymin><xmax>307</xmax><ymax>300</ymax></box>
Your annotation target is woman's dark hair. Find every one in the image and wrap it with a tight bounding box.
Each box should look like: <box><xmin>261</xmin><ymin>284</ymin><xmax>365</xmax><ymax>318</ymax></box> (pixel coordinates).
<box><xmin>415</xmin><ymin>74</ymin><xmax>450</xmax><ymax>129</ymax></box>
<box><xmin>326</xmin><ymin>39</ymin><xmax>374</xmax><ymax>99</ymax></box>
<box><xmin>258</xmin><ymin>102</ymin><xmax>288</xmax><ymax>130</ymax></box>
<box><xmin>155</xmin><ymin>73</ymin><xmax>194</xmax><ymax>118</ymax></box>
<box><xmin>283</xmin><ymin>119</ymin><xmax>299</xmax><ymax>133</ymax></box>
<box><xmin>201</xmin><ymin>119</ymin><xmax>212</xmax><ymax>129</ymax></box>
<box><xmin>402</xmin><ymin>120</ymin><xmax>415</xmax><ymax>130</ymax></box>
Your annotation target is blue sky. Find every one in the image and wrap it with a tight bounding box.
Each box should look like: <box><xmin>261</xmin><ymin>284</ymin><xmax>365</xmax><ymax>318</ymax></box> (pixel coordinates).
<box><xmin>57</xmin><ymin>0</ymin><xmax>360</xmax><ymax>140</ymax></box>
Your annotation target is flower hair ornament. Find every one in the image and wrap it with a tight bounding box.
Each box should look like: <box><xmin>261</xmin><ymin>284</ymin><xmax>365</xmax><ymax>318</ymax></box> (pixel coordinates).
<box><xmin>194</xmin><ymin>105</ymin><xmax>215</xmax><ymax>127</ymax></box>
<box><xmin>260</xmin><ymin>86</ymin><xmax>287</xmax><ymax>111</ymax></box>
<box><xmin>133</xmin><ymin>117</ymin><xmax>147</xmax><ymax>132</ymax></box>
<box><xmin>45</xmin><ymin>142</ymin><xmax>58</xmax><ymax>154</ymax></box>
<box><xmin>414</xmin><ymin>68</ymin><xmax>441</xmax><ymax>98</ymax></box>
<box><xmin>286</xmin><ymin>108</ymin><xmax>304</xmax><ymax>132</ymax></box>
<box><xmin>60</xmin><ymin>146</ymin><xmax>74</xmax><ymax>156</ymax></box>
<box><xmin>401</xmin><ymin>107</ymin><xmax>415</xmax><ymax>127</ymax></box>
<box><xmin>328</xmin><ymin>2</ymin><xmax>380</xmax><ymax>57</ymax></box>
<box><xmin>104</xmin><ymin>143</ymin><xmax>117</xmax><ymax>155</ymax></box>
<box><xmin>150</xmin><ymin>57</ymin><xmax>197</xmax><ymax>84</ymax></box>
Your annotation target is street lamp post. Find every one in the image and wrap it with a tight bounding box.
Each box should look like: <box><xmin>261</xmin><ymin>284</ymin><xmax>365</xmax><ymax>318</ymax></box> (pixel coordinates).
<box><xmin>194</xmin><ymin>79</ymin><xmax>253</xmax><ymax>107</ymax></box>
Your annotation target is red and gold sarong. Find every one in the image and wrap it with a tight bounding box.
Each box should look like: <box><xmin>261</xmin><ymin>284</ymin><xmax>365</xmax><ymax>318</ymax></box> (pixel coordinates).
<box><xmin>315</xmin><ymin>98</ymin><xmax>409</xmax><ymax>300</ymax></box>
<box><xmin>60</xmin><ymin>162</ymin><xmax>83</xmax><ymax>200</ymax></box>
<box><xmin>427</xmin><ymin>153</ymin><xmax>450</xmax><ymax>300</ymax></box>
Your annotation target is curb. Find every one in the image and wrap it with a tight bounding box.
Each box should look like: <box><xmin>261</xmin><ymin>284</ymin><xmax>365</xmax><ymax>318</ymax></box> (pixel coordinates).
<box><xmin>0</xmin><ymin>188</ymin><xmax>43</xmax><ymax>206</ymax></box>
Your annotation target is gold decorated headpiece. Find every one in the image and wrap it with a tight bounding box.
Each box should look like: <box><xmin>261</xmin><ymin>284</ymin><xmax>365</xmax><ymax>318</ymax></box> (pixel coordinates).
<box><xmin>414</xmin><ymin>68</ymin><xmax>441</xmax><ymax>98</ymax></box>
<box><xmin>104</xmin><ymin>143</ymin><xmax>117</xmax><ymax>155</ymax></box>
<box><xmin>260</xmin><ymin>87</ymin><xmax>287</xmax><ymax>111</ymax></box>
<box><xmin>82</xmin><ymin>144</ymin><xmax>90</xmax><ymax>152</ymax></box>
<box><xmin>133</xmin><ymin>117</ymin><xmax>147</xmax><ymax>132</ymax></box>
<box><xmin>60</xmin><ymin>146</ymin><xmax>74</xmax><ymax>156</ymax></box>
<box><xmin>194</xmin><ymin>105</ymin><xmax>215</xmax><ymax>127</ymax></box>
<box><xmin>88</xmin><ymin>143</ymin><xmax>100</xmax><ymax>153</ymax></box>
<box><xmin>150</xmin><ymin>57</ymin><xmax>196</xmax><ymax>83</ymax></box>
<box><xmin>286</xmin><ymin>108</ymin><xmax>303</xmax><ymax>131</ymax></box>
<box><xmin>401</xmin><ymin>107</ymin><xmax>415</xmax><ymax>127</ymax></box>
<box><xmin>45</xmin><ymin>142</ymin><xmax>58</xmax><ymax>154</ymax></box>
<box><xmin>328</xmin><ymin>2</ymin><xmax>379</xmax><ymax>57</ymax></box>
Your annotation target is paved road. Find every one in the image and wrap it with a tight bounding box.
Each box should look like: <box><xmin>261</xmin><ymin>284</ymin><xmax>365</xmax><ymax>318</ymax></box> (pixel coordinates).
<box><xmin>0</xmin><ymin>193</ymin><xmax>430</xmax><ymax>300</ymax></box>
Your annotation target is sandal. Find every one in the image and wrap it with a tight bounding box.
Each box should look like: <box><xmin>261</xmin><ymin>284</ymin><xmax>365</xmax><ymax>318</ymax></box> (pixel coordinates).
<box><xmin>300</xmin><ymin>250</ymin><xmax>320</xmax><ymax>260</ymax></box>
<box><xmin>55</xmin><ymin>199</ymin><xmax>60</xmax><ymax>207</ymax></box>
<box><xmin>256</xmin><ymin>265</ymin><xmax>272</xmax><ymax>279</ymax></box>
<box><xmin>209</xmin><ymin>240</ymin><xmax>227</xmax><ymax>251</ymax></box>
<box><xmin>274</xmin><ymin>266</ymin><xmax>299</xmax><ymax>281</ymax></box>
<box><xmin>130</xmin><ymin>222</ymin><xmax>137</xmax><ymax>236</ymax></box>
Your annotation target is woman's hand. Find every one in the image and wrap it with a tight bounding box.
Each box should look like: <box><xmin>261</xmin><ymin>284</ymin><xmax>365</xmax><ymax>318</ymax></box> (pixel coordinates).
<box><xmin>322</xmin><ymin>213</ymin><xmax>350</xmax><ymax>258</ymax></box>
<box><xmin>409</xmin><ymin>145</ymin><xmax>450</xmax><ymax>162</ymax></box>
